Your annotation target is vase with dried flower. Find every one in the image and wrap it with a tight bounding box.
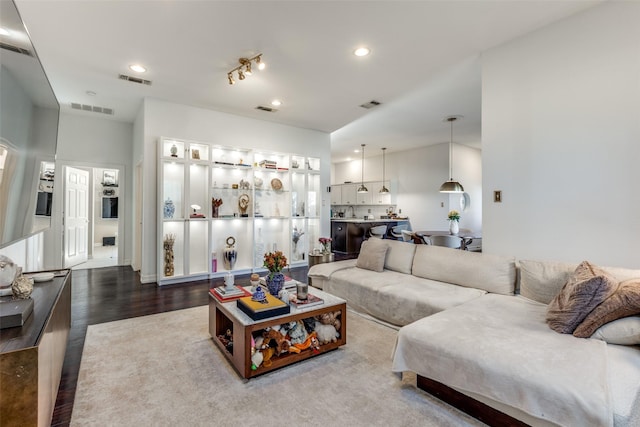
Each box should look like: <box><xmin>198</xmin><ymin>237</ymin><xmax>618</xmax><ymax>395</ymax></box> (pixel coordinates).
<box><xmin>164</xmin><ymin>234</ymin><xmax>176</xmax><ymax>276</ymax></box>
<box><xmin>212</xmin><ymin>197</ymin><xmax>223</xmax><ymax>218</ymax></box>
<box><xmin>447</xmin><ymin>210</ymin><xmax>460</xmax><ymax>235</ymax></box>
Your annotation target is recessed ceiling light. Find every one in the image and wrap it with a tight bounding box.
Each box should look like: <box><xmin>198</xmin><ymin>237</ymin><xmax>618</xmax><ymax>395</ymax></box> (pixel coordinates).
<box><xmin>0</xmin><ymin>28</ymin><xmax>10</xmax><ymax>37</ymax></box>
<box><xmin>354</xmin><ymin>47</ymin><xmax>370</xmax><ymax>57</ymax></box>
<box><xmin>354</xmin><ymin>149</ymin><xmax>360</xmax><ymax>153</ymax></box>
<box><xmin>129</xmin><ymin>64</ymin><xmax>147</xmax><ymax>73</ymax></box>
<box><xmin>271</xmin><ymin>99</ymin><xmax>282</xmax><ymax>107</ymax></box>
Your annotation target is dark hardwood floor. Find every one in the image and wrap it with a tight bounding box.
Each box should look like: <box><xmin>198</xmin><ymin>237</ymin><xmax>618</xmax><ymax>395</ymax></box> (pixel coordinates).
<box><xmin>51</xmin><ymin>265</ymin><xmax>309</xmax><ymax>426</ymax></box>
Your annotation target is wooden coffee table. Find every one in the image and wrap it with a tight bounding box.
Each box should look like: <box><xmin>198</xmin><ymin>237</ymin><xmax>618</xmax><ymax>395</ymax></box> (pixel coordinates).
<box><xmin>208</xmin><ymin>287</ymin><xmax>347</xmax><ymax>379</ymax></box>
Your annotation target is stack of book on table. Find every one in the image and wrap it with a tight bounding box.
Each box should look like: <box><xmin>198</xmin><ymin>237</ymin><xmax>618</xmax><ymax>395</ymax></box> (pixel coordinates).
<box><xmin>237</xmin><ymin>293</ymin><xmax>290</xmax><ymax>320</ymax></box>
<box><xmin>210</xmin><ymin>285</ymin><xmax>252</xmax><ymax>302</ymax></box>
<box><xmin>290</xmin><ymin>293</ymin><xmax>324</xmax><ymax>309</ymax></box>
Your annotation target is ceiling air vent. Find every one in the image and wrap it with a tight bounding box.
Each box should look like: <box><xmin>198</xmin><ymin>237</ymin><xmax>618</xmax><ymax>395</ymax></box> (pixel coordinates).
<box><xmin>0</xmin><ymin>42</ymin><xmax>33</xmax><ymax>57</ymax></box>
<box><xmin>71</xmin><ymin>103</ymin><xmax>115</xmax><ymax>116</ymax></box>
<box><xmin>118</xmin><ymin>74</ymin><xmax>152</xmax><ymax>86</ymax></box>
<box><xmin>255</xmin><ymin>105</ymin><xmax>277</xmax><ymax>113</ymax></box>
<box><xmin>360</xmin><ymin>100</ymin><xmax>382</xmax><ymax>109</ymax></box>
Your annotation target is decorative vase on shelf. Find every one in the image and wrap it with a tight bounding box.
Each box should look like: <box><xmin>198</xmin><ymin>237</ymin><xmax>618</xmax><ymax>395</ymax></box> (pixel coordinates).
<box><xmin>170</xmin><ymin>144</ymin><xmax>178</xmax><ymax>157</ymax></box>
<box><xmin>223</xmin><ymin>236</ymin><xmax>237</xmax><ymax>270</ymax></box>
<box><xmin>163</xmin><ymin>198</ymin><xmax>175</xmax><ymax>219</ymax></box>
<box><xmin>266</xmin><ymin>272</ymin><xmax>285</xmax><ymax>296</ymax></box>
<box><xmin>449</xmin><ymin>220</ymin><xmax>459</xmax><ymax>235</ymax></box>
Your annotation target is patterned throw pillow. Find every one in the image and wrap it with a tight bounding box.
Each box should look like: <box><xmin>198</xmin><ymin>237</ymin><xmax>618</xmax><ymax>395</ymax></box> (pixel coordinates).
<box><xmin>546</xmin><ymin>261</ymin><xmax>619</xmax><ymax>334</ymax></box>
<box><xmin>573</xmin><ymin>279</ymin><xmax>640</xmax><ymax>338</ymax></box>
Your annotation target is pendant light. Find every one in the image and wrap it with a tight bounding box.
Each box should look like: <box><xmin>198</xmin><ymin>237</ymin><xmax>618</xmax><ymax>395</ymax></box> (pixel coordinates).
<box><xmin>439</xmin><ymin>115</ymin><xmax>464</xmax><ymax>193</ymax></box>
<box><xmin>357</xmin><ymin>144</ymin><xmax>368</xmax><ymax>193</ymax></box>
<box><xmin>379</xmin><ymin>147</ymin><xmax>389</xmax><ymax>193</ymax></box>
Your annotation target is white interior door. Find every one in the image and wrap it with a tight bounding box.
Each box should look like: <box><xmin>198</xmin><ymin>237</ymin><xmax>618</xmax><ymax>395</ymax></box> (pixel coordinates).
<box><xmin>64</xmin><ymin>166</ymin><xmax>89</xmax><ymax>268</ymax></box>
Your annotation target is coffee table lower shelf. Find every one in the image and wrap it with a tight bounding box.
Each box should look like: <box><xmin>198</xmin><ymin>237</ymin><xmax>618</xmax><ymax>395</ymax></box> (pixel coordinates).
<box><xmin>208</xmin><ymin>291</ymin><xmax>347</xmax><ymax>379</ymax></box>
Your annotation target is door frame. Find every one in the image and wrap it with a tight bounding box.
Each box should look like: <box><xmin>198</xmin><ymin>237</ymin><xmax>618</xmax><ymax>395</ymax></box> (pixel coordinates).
<box><xmin>51</xmin><ymin>160</ymin><xmax>126</xmax><ymax>269</ymax></box>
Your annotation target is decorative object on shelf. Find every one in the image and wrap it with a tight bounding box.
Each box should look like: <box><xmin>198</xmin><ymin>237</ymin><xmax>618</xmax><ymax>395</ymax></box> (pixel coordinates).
<box><xmin>239</xmin><ymin>179</ymin><xmax>251</xmax><ymax>190</ymax></box>
<box><xmin>357</xmin><ymin>144</ymin><xmax>368</xmax><ymax>193</ymax></box>
<box><xmin>292</xmin><ymin>226</ymin><xmax>305</xmax><ymax>261</ymax></box>
<box><xmin>223</xmin><ymin>236</ymin><xmax>238</xmax><ymax>270</ymax></box>
<box><xmin>379</xmin><ymin>147</ymin><xmax>390</xmax><ymax>193</ymax></box>
<box><xmin>291</xmin><ymin>159</ymin><xmax>299</xmax><ymax>169</ymax></box>
<box><xmin>232</xmin><ymin>183</ymin><xmax>239</xmax><ymax>189</ymax></box>
<box><xmin>319</xmin><ymin>237</ymin><xmax>332</xmax><ymax>255</ymax></box>
<box><xmin>448</xmin><ymin>210</ymin><xmax>460</xmax><ymax>235</ymax></box>
<box><xmin>224</xmin><ymin>272</ymin><xmax>235</xmax><ymax>290</ymax></box>
<box><xmin>238</xmin><ymin>193</ymin><xmax>250</xmax><ymax>217</ymax></box>
<box><xmin>163</xmin><ymin>198</ymin><xmax>176</xmax><ymax>219</ymax></box>
<box><xmin>191</xmin><ymin>149</ymin><xmax>200</xmax><ymax>160</ymax></box>
<box><xmin>212</xmin><ymin>197</ymin><xmax>223</xmax><ymax>218</ymax></box>
<box><xmin>0</xmin><ymin>255</ymin><xmax>18</xmax><ymax>297</ymax></box>
<box><xmin>271</xmin><ymin>178</ymin><xmax>283</xmax><ymax>191</ymax></box>
<box><xmin>254</xmin><ymin>176</ymin><xmax>263</xmax><ymax>189</ymax></box>
<box><xmin>263</xmin><ymin>250</ymin><xmax>287</xmax><ymax>296</ymax></box>
<box><xmin>190</xmin><ymin>204</ymin><xmax>205</xmax><ymax>218</ymax></box>
<box><xmin>103</xmin><ymin>188</ymin><xmax>115</xmax><ymax>196</ymax></box>
<box><xmin>227</xmin><ymin>53</ymin><xmax>265</xmax><ymax>85</ymax></box>
<box><xmin>12</xmin><ymin>272</ymin><xmax>34</xmax><ymax>299</ymax></box>
<box><xmin>439</xmin><ymin>115</ymin><xmax>465</xmax><ymax>193</ymax></box>
<box><xmin>170</xmin><ymin>144</ymin><xmax>178</xmax><ymax>157</ymax></box>
<box><xmin>163</xmin><ymin>234</ymin><xmax>176</xmax><ymax>277</ymax></box>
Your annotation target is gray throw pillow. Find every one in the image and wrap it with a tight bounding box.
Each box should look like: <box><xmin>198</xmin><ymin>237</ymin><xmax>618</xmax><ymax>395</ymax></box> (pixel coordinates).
<box><xmin>591</xmin><ymin>316</ymin><xmax>640</xmax><ymax>345</ymax></box>
<box><xmin>355</xmin><ymin>239</ymin><xmax>388</xmax><ymax>272</ymax></box>
<box><xmin>573</xmin><ymin>279</ymin><xmax>640</xmax><ymax>338</ymax></box>
<box><xmin>546</xmin><ymin>261</ymin><xmax>619</xmax><ymax>334</ymax></box>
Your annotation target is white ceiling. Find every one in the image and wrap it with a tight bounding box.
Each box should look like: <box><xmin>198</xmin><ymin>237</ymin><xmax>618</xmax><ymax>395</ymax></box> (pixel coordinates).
<box><xmin>13</xmin><ymin>0</ymin><xmax>601</xmax><ymax>163</ymax></box>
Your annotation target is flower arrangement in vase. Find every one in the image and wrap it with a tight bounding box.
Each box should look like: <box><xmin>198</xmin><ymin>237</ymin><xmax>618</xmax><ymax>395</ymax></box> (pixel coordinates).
<box><xmin>447</xmin><ymin>210</ymin><xmax>460</xmax><ymax>235</ymax></box>
<box><xmin>263</xmin><ymin>251</ymin><xmax>288</xmax><ymax>296</ymax></box>
<box><xmin>319</xmin><ymin>237</ymin><xmax>332</xmax><ymax>254</ymax></box>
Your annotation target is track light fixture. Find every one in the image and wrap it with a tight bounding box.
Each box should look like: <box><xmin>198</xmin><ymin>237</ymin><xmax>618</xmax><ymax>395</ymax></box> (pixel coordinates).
<box><xmin>228</xmin><ymin>54</ymin><xmax>265</xmax><ymax>85</ymax></box>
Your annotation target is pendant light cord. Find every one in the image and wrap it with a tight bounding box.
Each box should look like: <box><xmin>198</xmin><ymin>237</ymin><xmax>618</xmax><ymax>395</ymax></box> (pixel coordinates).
<box><xmin>449</xmin><ymin>119</ymin><xmax>453</xmax><ymax>180</ymax></box>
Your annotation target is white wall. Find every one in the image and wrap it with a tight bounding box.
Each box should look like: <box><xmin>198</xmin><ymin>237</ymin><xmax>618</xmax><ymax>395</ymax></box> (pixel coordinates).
<box><xmin>139</xmin><ymin>98</ymin><xmax>331</xmax><ymax>283</ymax></box>
<box><xmin>332</xmin><ymin>143</ymin><xmax>482</xmax><ymax>233</ymax></box>
<box><xmin>482</xmin><ymin>1</ymin><xmax>640</xmax><ymax>268</ymax></box>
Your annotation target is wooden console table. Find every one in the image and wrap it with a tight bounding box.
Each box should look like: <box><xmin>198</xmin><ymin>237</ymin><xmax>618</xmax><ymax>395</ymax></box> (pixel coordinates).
<box><xmin>209</xmin><ymin>286</ymin><xmax>346</xmax><ymax>379</ymax></box>
<box><xmin>0</xmin><ymin>270</ymin><xmax>71</xmax><ymax>427</ymax></box>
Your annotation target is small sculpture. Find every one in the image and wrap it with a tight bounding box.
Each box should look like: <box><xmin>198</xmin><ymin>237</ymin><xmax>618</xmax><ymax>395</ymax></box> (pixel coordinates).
<box><xmin>12</xmin><ymin>274</ymin><xmax>34</xmax><ymax>299</ymax></box>
<box><xmin>238</xmin><ymin>193</ymin><xmax>250</xmax><ymax>217</ymax></box>
<box><xmin>251</xmin><ymin>285</ymin><xmax>267</xmax><ymax>303</ymax></box>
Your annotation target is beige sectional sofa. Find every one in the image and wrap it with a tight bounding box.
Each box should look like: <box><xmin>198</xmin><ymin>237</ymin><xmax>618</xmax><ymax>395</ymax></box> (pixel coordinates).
<box><xmin>307</xmin><ymin>238</ymin><xmax>640</xmax><ymax>427</ymax></box>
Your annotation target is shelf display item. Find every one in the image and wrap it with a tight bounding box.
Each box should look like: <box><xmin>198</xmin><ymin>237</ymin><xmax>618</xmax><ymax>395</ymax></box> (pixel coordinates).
<box><xmin>163</xmin><ymin>198</ymin><xmax>176</xmax><ymax>219</ymax></box>
<box><xmin>271</xmin><ymin>178</ymin><xmax>283</xmax><ymax>191</ymax></box>
<box><xmin>170</xmin><ymin>144</ymin><xmax>178</xmax><ymax>157</ymax></box>
<box><xmin>212</xmin><ymin>197</ymin><xmax>222</xmax><ymax>218</ymax></box>
<box><xmin>223</xmin><ymin>236</ymin><xmax>238</xmax><ymax>270</ymax></box>
<box><xmin>163</xmin><ymin>234</ymin><xmax>176</xmax><ymax>276</ymax></box>
<box><xmin>238</xmin><ymin>193</ymin><xmax>250</xmax><ymax>217</ymax></box>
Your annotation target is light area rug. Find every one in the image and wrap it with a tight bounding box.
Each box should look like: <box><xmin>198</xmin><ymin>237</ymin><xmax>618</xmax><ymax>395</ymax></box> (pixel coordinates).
<box><xmin>71</xmin><ymin>305</ymin><xmax>485</xmax><ymax>427</ymax></box>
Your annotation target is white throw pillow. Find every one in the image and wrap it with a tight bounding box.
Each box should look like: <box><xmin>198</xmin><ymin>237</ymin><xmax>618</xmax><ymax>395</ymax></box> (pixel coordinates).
<box><xmin>591</xmin><ymin>316</ymin><xmax>640</xmax><ymax>345</ymax></box>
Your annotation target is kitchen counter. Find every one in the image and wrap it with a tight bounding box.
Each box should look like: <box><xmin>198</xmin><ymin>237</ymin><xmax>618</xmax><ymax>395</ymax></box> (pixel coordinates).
<box><xmin>331</xmin><ymin>219</ymin><xmax>411</xmax><ymax>254</ymax></box>
<box><xmin>331</xmin><ymin>218</ymin><xmax>409</xmax><ymax>223</ymax></box>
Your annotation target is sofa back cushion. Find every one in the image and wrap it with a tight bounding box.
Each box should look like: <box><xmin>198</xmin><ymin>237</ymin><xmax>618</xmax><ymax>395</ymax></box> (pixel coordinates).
<box><xmin>411</xmin><ymin>245</ymin><xmax>516</xmax><ymax>295</ymax></box>
<box><xmin>355</xmin><ymin>238</ymin><xmax>388</xmax><ymax>272</ymax></box>
<box><xmin>520</xmin><ymin>259</ymin><xmax>640</xmax><ymax>305</ymax></box>
<box><xmin>384</xmin><ymin>239</ymin><xmax>416</xmax><ymax>274</ymax></box>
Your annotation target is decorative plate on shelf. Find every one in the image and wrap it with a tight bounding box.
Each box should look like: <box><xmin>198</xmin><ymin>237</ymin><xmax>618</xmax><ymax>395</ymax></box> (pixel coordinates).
<box><xmin>271</xmin><ymin>178</ymin><xmax>283</xmax><ymax>191</ymax></box>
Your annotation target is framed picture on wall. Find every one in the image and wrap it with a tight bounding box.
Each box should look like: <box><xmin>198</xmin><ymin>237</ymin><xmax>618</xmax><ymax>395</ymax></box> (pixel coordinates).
<box><xmin>103</xmin><ymin>170</ymin><xmax>116</xmax><ymax>186</ymax></box>
<box><xmin>192</xmin><ymin>149</ymin><xmax>200</xmax><ymax>160</ymax></box>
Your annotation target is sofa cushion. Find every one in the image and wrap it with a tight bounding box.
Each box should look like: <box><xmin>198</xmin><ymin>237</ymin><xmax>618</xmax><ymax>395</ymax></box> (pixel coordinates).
<box><xmin>591</xmin><ymin>316</ymin><xmax>640</xmax><ymax>345</ymax></box>
<box><xmin>520</xmin><ymin>259</ymin><xmax>640</xmax><ymax>305</ymax></box>
<box><xmin>324</xmin><ymin>268</ymin><xmax>485</xmax><ymax>326</ymax></box>
<box><xmin>573</xmin><ymin>279</ymin><xmax>640</xmax><ymax>338</ymax></box>
<box><xmin>411</xmin><ymin>245</ymin><xmax>516</xmax><ymax>295</ymax></box>
<box><xmin>355</xmin><ymin>239</ymin><xmax>388</xmax><ymax>272</ymax></box>
<box><xmin>384</xmin><ymin>239</ymin><xmax>416</xmax><ymax>274</ymax></box>
<box><xmin>546</xmin><ymin>261</ymin><xmax>619</xmax><ymax>334</ymax></box>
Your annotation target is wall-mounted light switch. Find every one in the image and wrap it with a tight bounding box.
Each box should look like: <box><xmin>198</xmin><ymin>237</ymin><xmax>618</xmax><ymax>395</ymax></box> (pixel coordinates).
<box><xmin>494</xmin><ymin>191</ymin><xmax>502</xmax><ymax>203</ymax></box>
